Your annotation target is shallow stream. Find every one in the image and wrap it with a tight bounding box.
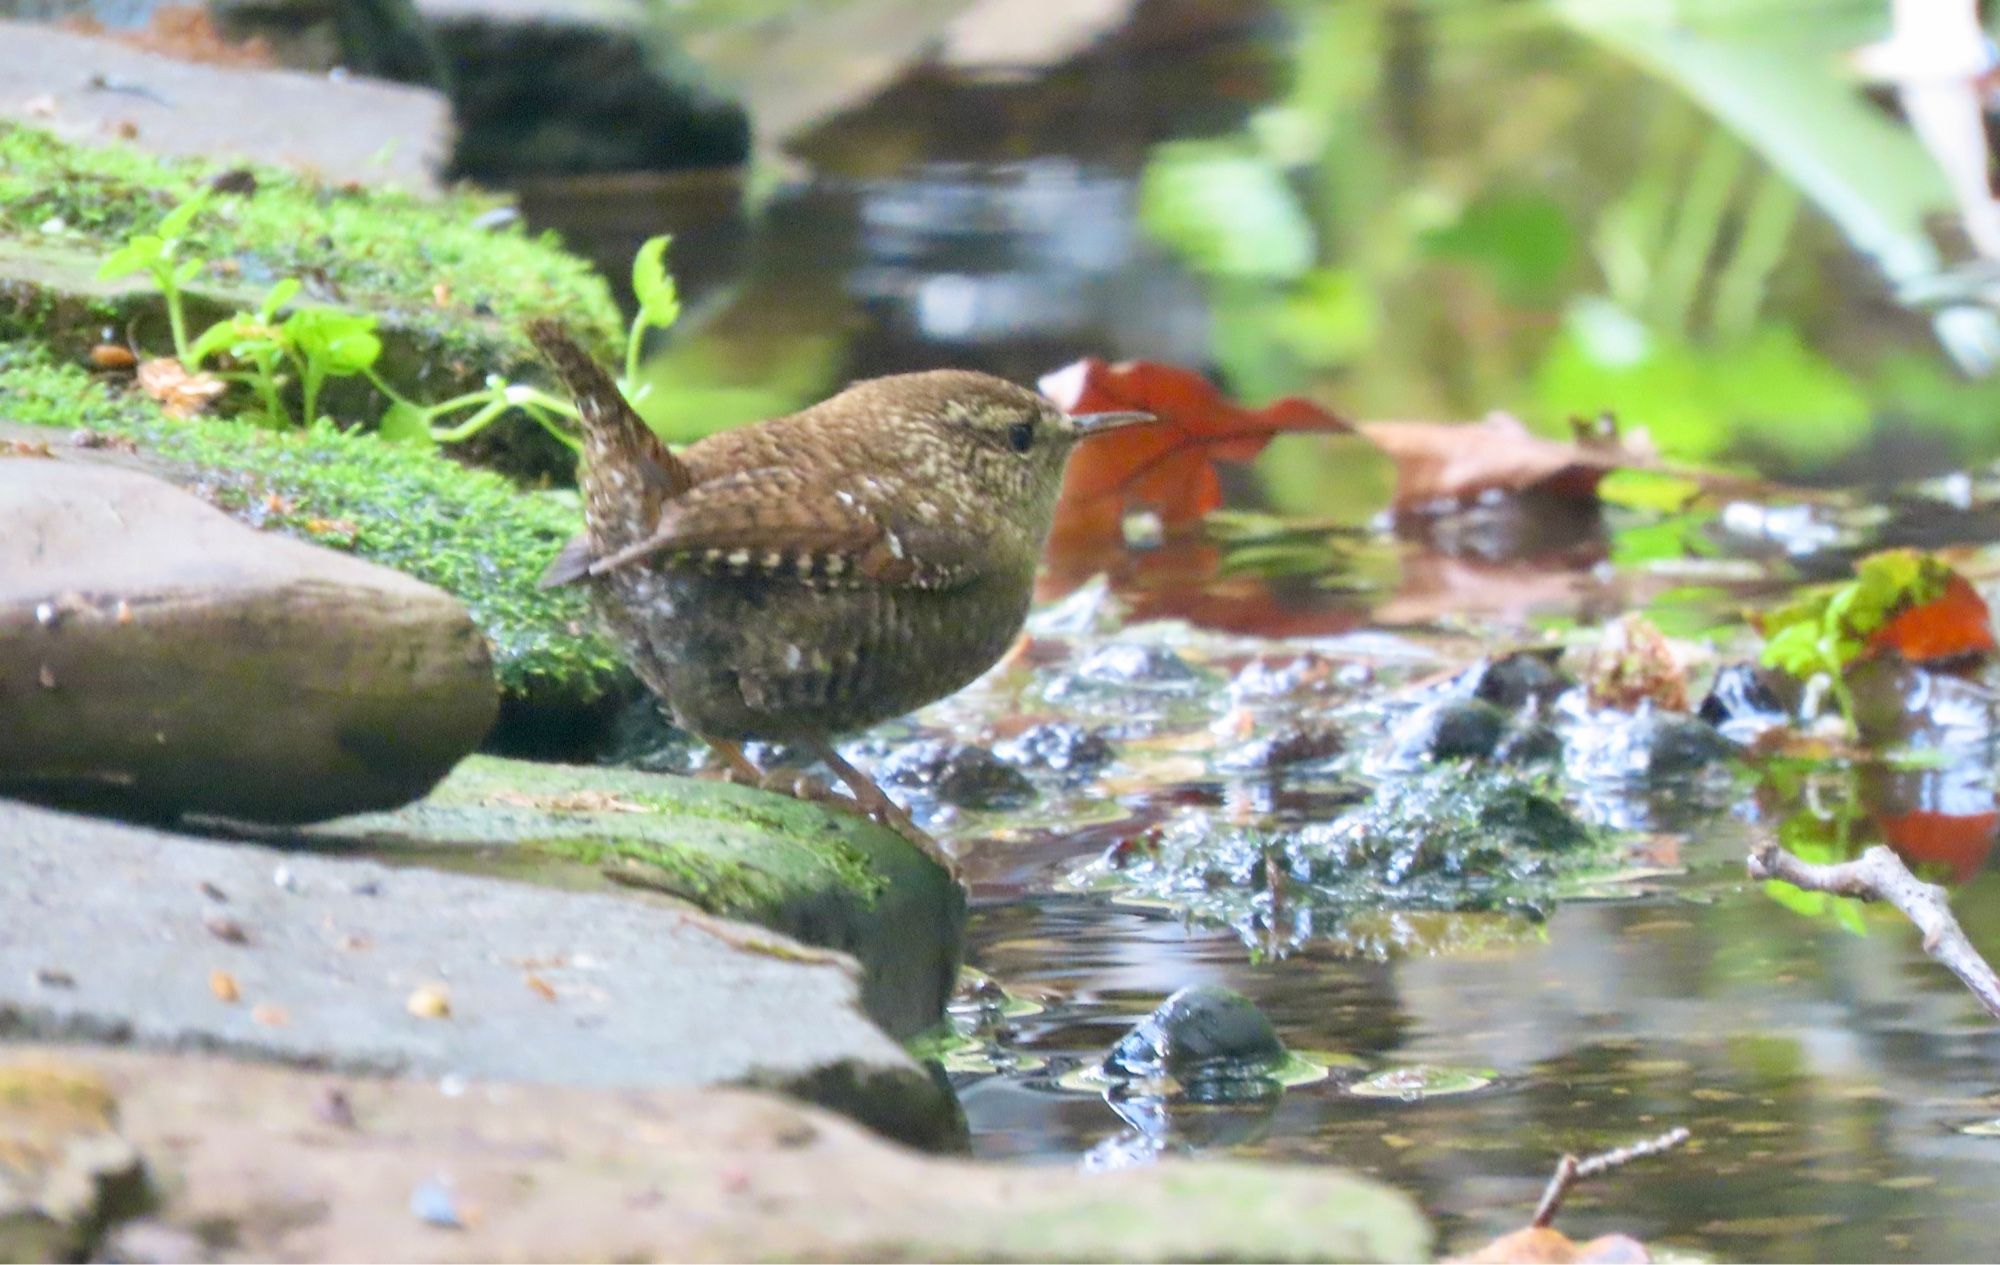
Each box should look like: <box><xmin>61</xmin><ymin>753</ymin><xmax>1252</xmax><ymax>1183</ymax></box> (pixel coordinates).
<box><xmin>527</xmin><ymin>2</ymin><xmax>2000</xmax><ymax>1257</ymax></box>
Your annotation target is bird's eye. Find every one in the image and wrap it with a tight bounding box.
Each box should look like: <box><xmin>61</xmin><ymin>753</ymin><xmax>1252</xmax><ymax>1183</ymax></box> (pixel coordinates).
<box><xmin>1007</xmin><ymin>419</ymin><xmax>1035</xmax><ymax>453</ymax></box>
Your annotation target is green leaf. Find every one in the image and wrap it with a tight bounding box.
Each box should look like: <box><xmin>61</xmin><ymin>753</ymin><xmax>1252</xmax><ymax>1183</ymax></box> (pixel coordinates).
<box><xmin>172</xmin><ymin>257</ymin><xmax>203</xmax><ymax>287</ymax></box>
<box><xmin>97</xmin><ymin>234</ymin><xmax>165</xmax><ymax>281</ymax></box>
<box><xmin>186</xmin><ymin>314</ymin><xmax>277</xmax><ymax>368</ymax></box>
<box><xmin>156</xmin><ymin>189</ymin><xmax>211</xmax><ymax>240</ymax></box>
<box><xmin>282</xmin><ymin>307</ymin><xmax>382</xmax><ymax>376</ymax></box>
<box><xmin>257</xmin><ymin>277</ymin><xmax>301</xmax><ymax>321</ymax></box>
<box><xmin>631</xmin><ymin>234</ymin><xmax>680</xmax><ymax>330</ymax></box>
<box><xmin>377</xmin><ymin>399</ymin><xmax>436</xmax><ymax>445</ymax></box>
<box><xmin>1420</xmin><ymin>191</ymin><xmax>1576</xmax><ymax>304</ymax></box>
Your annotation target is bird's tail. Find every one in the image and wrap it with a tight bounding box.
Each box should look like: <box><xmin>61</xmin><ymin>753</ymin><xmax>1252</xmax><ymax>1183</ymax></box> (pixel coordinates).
<box><xmin>525</xmin><ymin>320</ymin><xmax>691</xmax><ymax>572</ymax></box>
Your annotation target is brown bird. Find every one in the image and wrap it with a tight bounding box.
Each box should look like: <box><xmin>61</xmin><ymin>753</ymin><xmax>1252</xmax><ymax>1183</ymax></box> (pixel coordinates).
<box><xmin>526</xmin><ymin>321</ymin><xmax>1152</xmax><ymax>876</ymax></box>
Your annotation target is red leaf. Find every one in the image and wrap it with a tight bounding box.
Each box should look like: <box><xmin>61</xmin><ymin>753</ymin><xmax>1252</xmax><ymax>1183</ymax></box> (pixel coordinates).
<box><xmin>1866</xmin><ymin>573</ymin><xmax>1995</xmax><ymax>664</ymax></box>
<box><xmin>1039</xmin><ymin>358</ymin><xmax>1350</xmax><ymax>549</ymax></box>
<box><xmin>1876</xmin><ymin>810</ymin><xmax>1998</xmax><ymax>885</ymax></box>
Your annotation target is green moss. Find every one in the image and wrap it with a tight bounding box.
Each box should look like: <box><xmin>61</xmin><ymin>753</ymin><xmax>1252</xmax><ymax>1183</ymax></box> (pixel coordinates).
<box><xmin>0</xmin><ymin>341</ymin><xmax>618</xmax><ymax>701</ymax></box>
<box><xmin>0</xmin><ymin>123</ymin><xmax>619</xmax><ymax>362</ymax></box>
<box><xmin>425</xmin><ymin>757</ymin><xmax>892</xmax><ymax>910</ymax></box>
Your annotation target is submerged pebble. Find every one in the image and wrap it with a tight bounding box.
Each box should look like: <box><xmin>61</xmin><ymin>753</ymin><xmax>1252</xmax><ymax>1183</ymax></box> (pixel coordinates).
<box><xmin>1217</xmin><ymin>721</ymin><xmax>1345</xmax><ymax>773</ymax></box>
<box><xmin>1065</xmin><ymin>642</ymin><xmax>1199</xmax><ymax>690</ymax></box>
<box><xmin>996</xmin><ymin>722</ymin><xmax>1116</xmax><ymax>774</ymax></box>
<box><xmin>878</xmin><ymin>740</ymin><xmax>1037</xmax><ymax>810</ymax></box>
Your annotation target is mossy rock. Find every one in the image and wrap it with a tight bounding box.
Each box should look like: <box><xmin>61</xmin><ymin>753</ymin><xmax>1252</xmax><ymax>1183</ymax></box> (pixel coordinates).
<box><xmin>299</xmin><ymin>755</ymin><xmax>965</xmax><ymax>1040</ymax></box>
<box><xmin>0</xmin><ymin>123</ymin><xmax>620</xmax><ymax>479</ymax></box>
<box><xmin>0</xmin><ymin>343</ymin><xmax>621</xmax><ymax>714</ymax></box>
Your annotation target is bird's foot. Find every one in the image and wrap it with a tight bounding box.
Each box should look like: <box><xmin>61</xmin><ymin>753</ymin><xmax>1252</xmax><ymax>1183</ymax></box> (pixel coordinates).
<box><xmin>804</xmin><ymin>737</ymin><xmax>963</xmax><ymax>884</ymax></box>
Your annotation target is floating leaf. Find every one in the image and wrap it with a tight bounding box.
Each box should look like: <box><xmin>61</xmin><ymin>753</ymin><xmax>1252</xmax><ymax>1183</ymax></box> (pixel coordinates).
<box><xmin>1357</xmin><ymin>411</ymin><xmax>1654</xmax><ymax>512</ymax></box>
<box><xmin>1038</xmin><ymin>357</ymin><xmax>1350</xmax><ymax>548</ymax></box>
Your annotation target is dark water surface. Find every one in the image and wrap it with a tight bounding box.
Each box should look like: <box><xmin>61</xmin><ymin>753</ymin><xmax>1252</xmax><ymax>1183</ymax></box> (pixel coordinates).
<box><xmin>521</xmin><ymin>1</ymin><xmax>2000</xmax><ymax>1258</ymax></box>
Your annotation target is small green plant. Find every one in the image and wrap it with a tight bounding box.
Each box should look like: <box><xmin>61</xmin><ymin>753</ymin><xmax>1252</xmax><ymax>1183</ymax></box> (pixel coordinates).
<box><xmin>188</xmin><ymin>279</ymin><xmax>385</xmax><ymax>429</ymax></box>
<box><xmin>96</xmin><ymin>188</ymin><xmax>211</xmax><ymax>360</ymax></box>
<box><xmin>1756</xmin><ymin>549</ymin><xmax>1975</xmax><ymax>737</ymax></box>
<box><xmin>98</xmin><ymin>185</ymin><xmax>681</xmax><ymax>446</ymax></box>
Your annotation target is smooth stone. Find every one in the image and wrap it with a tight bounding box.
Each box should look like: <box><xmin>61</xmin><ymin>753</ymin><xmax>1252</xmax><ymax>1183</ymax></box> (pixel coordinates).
<box><xmin>1387</xmin><ymin>697</ymin><xmax>1508</xmax><ymax>764</ymax></box>
<box><xmin>1104</xmin><ymin>985</ymin><xmax>1288</xmax><ymax>1094</ymax></box>
<box><xmin>0</xmin><ymin>461</ymin><xmax>496</xmax><ymax>823</ymax></box>
<box><xmin>0</xmin><ymin>800</ymin><xmax>962</xmax><ymax>1150</ymax></box>
<box><xmin>0</xmin><ymin>21</ymin><xmax>450</xmax><ymax>192</ymax></box>
<box><xmin>0</xmin><ymin>1044</ymin><xmax>1430</xmax><ymax>1261</ymax></box>
<box><xmin>298</xmin><ymin>755</ymin><xmax>963</xmax><ymax>1041</ymax></box>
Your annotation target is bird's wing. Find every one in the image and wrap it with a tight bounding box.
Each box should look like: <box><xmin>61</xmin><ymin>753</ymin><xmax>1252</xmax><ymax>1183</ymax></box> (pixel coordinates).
<box><xmin>585</xmin><ymin>467</ymin><xmax>981</xmax><ymax>591</ymax></box>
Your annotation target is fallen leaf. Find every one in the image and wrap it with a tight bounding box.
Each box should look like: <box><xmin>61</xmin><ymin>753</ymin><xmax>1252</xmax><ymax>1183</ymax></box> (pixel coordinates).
<box><xmin>485</xmin><ymin>789</ymin><xmax>648</xmax><ymax>814</ymax></box>
<box><xmin>1584</xmin><ymin>614</ymin><xmax>1689</xmax><ymax>712</ymax></box>
<box><xmin>1038</xmin><ymin>357</ymin><xmax>1350</xmax><ymax>548</ymax></box>
<box><xmin>137</xmin><ymin>358</ymin><xmax>227</xmax><ymax>418</ymax></box>
<box><xmin>1868</xmin><ymin>571</ymin><xmax>1995</xmax><ymax>664</ymax></box>
<box><xmin>88</xmin><ymin>343</ymin><xmax>138</xmax><ymax>370</ymax></box>
<box><xmin>1</xmin><ymin>438</ymin><xmax>56</xmax><ymax>458</ymax></box>
<box><xmin>252</xmin><ymin>1003</ymin><xmax>289</xmax><ymax>1027</ymax></box>
<box><xmin>1453</xmin><ymin>1227</ymin><xmax>1651</xmax><ymax>1264</ymax></box>
<box><xmin>524</xmin><ymin>974</ymin><xmax>558</xmax><ymax>1002</ymax></box>
<box><xmin>208</xmin><ymin>970</ymin><xmax>239</xmax><ymax>1002</ymax></box>
<box><xmin>1358</xmin><ymin>411</ymin><xmax>1654</xmax><ymax>513</ymax></box>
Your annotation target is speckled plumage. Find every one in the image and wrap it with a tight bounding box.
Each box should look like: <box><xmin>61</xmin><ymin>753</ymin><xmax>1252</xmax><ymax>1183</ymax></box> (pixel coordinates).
<box><xmin>527</xmin><ymin>321</ymin><xmax>1141</xmax><ymax>753</ymax></box>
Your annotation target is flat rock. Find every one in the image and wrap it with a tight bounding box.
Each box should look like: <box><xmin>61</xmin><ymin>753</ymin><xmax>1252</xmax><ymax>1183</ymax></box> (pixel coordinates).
<box><xmin>297</xmin><ymin>755</ymin><xmax>963</xmax><ymax>1041</ymax></box>
<box><xmin>0</xmin><ymin>800</ymin><xmax>962</xmax><ymax>1151</ymax></box>
<box><xmin>0</xmin><ymin>461</ymin><xmax>496</xmax><ymax>823</ymax></box>
<box><xmin>0</xmin><ymin>20</ymin><xmax>450</xmax><ymax>191</ymax></box>
<box><xmin>2</xmin><ymin>1044</ymin><xmax>1429</xmax><ymax>1262</ymax></box>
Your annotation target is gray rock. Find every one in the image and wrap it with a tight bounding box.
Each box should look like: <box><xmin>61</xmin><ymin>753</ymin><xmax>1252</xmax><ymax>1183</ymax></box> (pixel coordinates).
<box><xmin>0</xmin><ymin>800</ymin><xmax>962</xmax><ymax>1150</ymax></box>
<box><xmin>878</xmin><ymin>740</ymin><xmax>1035</xmax><ymax>810</ymax></box>
<box><xmin>0</xmin><ymin>462</ymin><xmax>496</xmax><ymax>823</ymax></box>
<box><xmin>0</xmin><ymin>1043</ymin><xmax>1429</xmax><ymax>1261</ymax></box>
<box><xmin>1104</xmin><ymin>985</ymin><xmax>1289</xmax><ymax>1099</ymax></box>
<box><xmin>296</xmin><ymin>755</ymin><xmax>963</xmax><ymax>1042</ymax></box>
<box><xmin>0</xmin><ymin>21</ymin><xmax>451</xmax><ymax>192</ymax></box>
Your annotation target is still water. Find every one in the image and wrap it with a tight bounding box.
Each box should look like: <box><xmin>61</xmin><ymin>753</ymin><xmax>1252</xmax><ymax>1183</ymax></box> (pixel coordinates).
<box><xmin>526</xmin><ymin>1</ymin><xmax>2000</xmax><ymax>1257</ymax></box>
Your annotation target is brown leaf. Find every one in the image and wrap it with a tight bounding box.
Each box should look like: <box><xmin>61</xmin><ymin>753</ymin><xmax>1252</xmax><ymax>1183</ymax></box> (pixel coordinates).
<box><xmin>1358</xmin><ymin>411</ymin><xmax>1654</xmax><ymax>513</ymax></box>
<box><xmin>1038</xmin><ymin>357</ymin><xmax>1351</xmax><ymax>550</ymax></box>
<box><xmin>1453</xmin><ymin>1227</ymin><xmax>1651</xmax><ymax>1264</ymax></box>
<box><xmin>137</xmin><ymin>358</ymin><xmax>227</xmax><ymax>419</ymax></box>
<box><xmin>1584</xmin><ymin>614</ymin><xmax>1689</xmax><ymax>712</ymax></box>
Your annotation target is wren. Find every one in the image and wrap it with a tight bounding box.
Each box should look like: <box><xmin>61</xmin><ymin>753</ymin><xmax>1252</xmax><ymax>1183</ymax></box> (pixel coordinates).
<box><xmin>525</xmin><ymin>320</ymin><xmax>1152</xmax><ymax>876</ymax></box>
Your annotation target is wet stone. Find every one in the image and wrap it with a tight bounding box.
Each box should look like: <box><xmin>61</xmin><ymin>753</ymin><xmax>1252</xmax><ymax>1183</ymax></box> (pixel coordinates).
<box><xmin>1104</xmin><ymin>986</ymin><xmax>1289</xmax><ymax>1101</ymax></box>
<box><xmin>1493</xmin><ymin>718</ymin><xmax>1562</xmax><ymax>766</ymax></box>
<box><xmin>1217</xmin><ymin>722</ymin><xmax>1345</xmax><ymax>773</ymax></box>
<box><xmin>995</xmin><ymin>722</ymin><xmax>1116</xmax><ymax>775</ymax></box>
<box><xmin>1387</xmin><ymin>698</ymin><xmax>1508</xmax><ymax>764</ymax></box>
<box><xmin>1066</xmin><ymin>642</ymin><xmax>1200</xmax><ymax>690</ymax></box>
<box><xmin>1572</xmin><ymin>709</ymin><xmax>1738</xmax><ymax>780</ymax></box>
<box><xmin>1464</xmin><ymin>651</ymin><xmax>1571</xmax><ymax>712</ymax></box>
<box><xmin>878</xmin><ymin>740</ymin><xmax>1037</xmax><ymax>810</ymax></box>
<box><xmin>1697</xmin><ymin>662</ymin><xmax>1799</xmax><ymax>737</ymax></box>
<box><xmin>1229</xmin><ymin>652</ymin><xmax>1342</xmax><ymax>702</ymax></box>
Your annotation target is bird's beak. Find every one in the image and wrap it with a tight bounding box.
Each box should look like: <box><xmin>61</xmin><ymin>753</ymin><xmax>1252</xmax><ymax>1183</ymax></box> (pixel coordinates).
<box><xmin>1067</xmin><ymin>410</ymin><xmax>1156</xmax><ymax>438</ymax></box>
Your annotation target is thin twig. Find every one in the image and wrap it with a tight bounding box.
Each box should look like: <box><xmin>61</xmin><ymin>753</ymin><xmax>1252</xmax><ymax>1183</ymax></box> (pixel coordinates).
<box><xmin>1530</xmin><ymin>1127</ymin><xmax>1691</xmax><ymax>1228</ymax></box>
<box><xmin>1747</xmin><ymin>844</ymin><xmax>2000</xmax><ymax>1021</ymax></box>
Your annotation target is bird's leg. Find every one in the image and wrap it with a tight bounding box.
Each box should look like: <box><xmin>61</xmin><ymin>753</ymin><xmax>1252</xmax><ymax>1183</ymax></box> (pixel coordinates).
<box><xmin>702</xmin><ymin>737</ymin><xmax>765</xmax><ymax>784</ymax></box>
<box><xmin>702</xmin><ymin>736</ymin><xmax>837</xmax><ymax>801</ymax></box>
<box><xmin>803</xmin><ymin>735</ymin><xmax>961</xmax><ymax>882</ymax></box>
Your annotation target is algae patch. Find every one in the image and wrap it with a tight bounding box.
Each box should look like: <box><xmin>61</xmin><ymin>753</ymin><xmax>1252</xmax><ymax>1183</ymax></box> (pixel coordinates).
<box><xmin>1068</xmin><ymin>767</ymin><xmax>1617</xmax><ymax>957</ymax></box>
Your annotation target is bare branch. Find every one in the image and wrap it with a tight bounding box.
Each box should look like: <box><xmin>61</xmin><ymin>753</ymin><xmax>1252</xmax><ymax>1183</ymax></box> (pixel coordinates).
<box><xmin>1530</xmin><ymin>1127</ymin><xmax>1691</xmax><ymax>1229</ymax></box>
<box><xmin>1747</xmin><ymin>844</ymin><xmax>2000</xmax><ymax>1021</ymax></box>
